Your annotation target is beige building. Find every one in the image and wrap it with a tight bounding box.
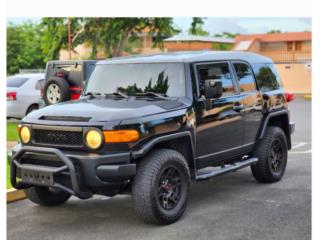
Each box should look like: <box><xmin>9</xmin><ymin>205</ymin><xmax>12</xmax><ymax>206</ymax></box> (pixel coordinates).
<box><xmin>234</xmin><ymin>32</ymin><xmax>312</xmax><ymax>94</ymax></box>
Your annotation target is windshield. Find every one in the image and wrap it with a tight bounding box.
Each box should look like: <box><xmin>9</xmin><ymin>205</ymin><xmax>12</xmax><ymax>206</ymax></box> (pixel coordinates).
<box><xmin>85</xmin><ymin>63</ymin><xmax>185</xmax><ymax>97</ymax></box>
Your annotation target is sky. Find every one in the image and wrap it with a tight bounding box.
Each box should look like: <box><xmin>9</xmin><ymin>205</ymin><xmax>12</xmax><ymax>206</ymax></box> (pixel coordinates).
<box><xmin>7</xmin><ymin>17</ymin><xmax>312</xmax><ymax>35</ymax></box>
<box><xmin>173</xmin><ymin>17</ymin><xmax>311</xmax><ymax>34</ymax></box>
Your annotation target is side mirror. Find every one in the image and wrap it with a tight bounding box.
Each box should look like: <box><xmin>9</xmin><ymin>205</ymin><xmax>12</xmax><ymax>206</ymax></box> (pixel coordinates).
<box><xmin>204</xmin><ymin>79</ymin><xmax>223</xmax><ymax>99</ymax></box>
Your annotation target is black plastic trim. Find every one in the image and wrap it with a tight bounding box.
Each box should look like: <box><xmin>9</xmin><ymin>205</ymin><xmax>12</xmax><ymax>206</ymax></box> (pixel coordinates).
<box><xmin>131</xmin><ymin>131</ymin><xmax>195</xmax><ymax>159</ymax></box>
<box><xmin>11</xmin><ymin>146</ymin><xmax>92</xmax><ymax>199</ymax></box>
<box><xmin>10</xmin><ymin>146</ymin><xmax>133</xmax><ymax>199</ymax></box>
<box><xmin>258</xmin><ymin>109</ymin><xmax>289</xmax><ymax>140</ymax></box>
<box><xmin>96</xmin><ymin>164</ymin><xmax>136</xmax><ymax>182</ymax></box>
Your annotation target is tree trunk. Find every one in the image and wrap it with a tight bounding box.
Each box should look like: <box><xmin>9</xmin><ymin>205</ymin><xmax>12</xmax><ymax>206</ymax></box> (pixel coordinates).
<box><xmin>90</xmin><ymin>40</ymin><xmax>98</xmax><ymax>59</ymax></box>
<box><xmin>118</xmin><ymin>30</ymin><xmax>130</xmax><ymax>56</ymax></box>
<box><xmin>112</xmin><ymin>41</ymin><xmax>120</xmax><ymax>57</ymax></box>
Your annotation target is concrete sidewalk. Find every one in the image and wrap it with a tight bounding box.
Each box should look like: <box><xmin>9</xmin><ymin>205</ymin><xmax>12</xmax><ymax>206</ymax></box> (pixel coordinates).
<box><xmin>7</xmin><ymin>141</ymin><xmax>18</xmax><ymax>152</ymax></box>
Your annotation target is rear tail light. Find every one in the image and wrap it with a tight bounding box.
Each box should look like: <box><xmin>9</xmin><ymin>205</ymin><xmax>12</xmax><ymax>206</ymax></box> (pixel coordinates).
<box><xmin>285</xmin><ymin>91</ymin><xmax>294</xmax><ymax>102</ymax></box>
<box><xmin>7</xmin><ymin>92</ymin><xmax>17</xmax><ymax>101</ymax></box>
<box><xmin>70</xmin><ymin>87</ymin><xmax>82</xmax><ymax>100</ymax></box>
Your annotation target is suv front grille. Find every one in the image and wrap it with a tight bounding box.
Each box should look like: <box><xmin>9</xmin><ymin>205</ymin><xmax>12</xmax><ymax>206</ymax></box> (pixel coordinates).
<box><xmin>21</xmin><ymin>157</ymin><xmax>65</xmax><ymax>168</ymax></box>
<box><xmin>33</xmin><ymin>129</ymin><xmax>83</xmax><ymax>146</ymax></box>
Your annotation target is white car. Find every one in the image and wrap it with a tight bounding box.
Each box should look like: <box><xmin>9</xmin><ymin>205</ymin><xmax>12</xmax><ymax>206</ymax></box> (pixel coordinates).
<box><xmin>7</xmin><ymin>74</ymin><xmax>45</xmax><ymax>119</ymax></box>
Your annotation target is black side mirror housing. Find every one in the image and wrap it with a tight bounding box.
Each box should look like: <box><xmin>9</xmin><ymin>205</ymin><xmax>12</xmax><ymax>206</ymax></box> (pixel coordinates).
<box><xmin>204</xmin><ymin>79</ymin><xmax>223</xmax><ymax>99</ymax></box>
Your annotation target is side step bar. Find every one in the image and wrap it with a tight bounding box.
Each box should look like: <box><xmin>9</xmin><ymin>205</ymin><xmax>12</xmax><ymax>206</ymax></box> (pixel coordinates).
<box><xmin>196</xmin><ymin>157</ymin><xmax>258</xmax><ymax>181</ymax></box>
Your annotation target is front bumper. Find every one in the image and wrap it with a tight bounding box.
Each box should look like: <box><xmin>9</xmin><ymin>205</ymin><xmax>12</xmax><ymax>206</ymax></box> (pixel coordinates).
<box><xmin>10</xmin><ymin>144</ymin><xmax>136</xmax><ymax>199</ymax></box>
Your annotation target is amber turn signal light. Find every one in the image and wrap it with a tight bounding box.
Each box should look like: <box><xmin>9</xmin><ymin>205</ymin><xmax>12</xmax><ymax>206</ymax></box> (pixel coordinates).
<box><xmin>103</xmin><ymin>130</ymin><xmax>139</xmax><ymax>143</ymax></box>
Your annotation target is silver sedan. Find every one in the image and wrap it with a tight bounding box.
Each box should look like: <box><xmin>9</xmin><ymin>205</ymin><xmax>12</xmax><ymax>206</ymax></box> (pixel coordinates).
<box><xmin>7</xmin><ymin>74</ymin><xmax>45</xmax><ymax>119</ymax></box>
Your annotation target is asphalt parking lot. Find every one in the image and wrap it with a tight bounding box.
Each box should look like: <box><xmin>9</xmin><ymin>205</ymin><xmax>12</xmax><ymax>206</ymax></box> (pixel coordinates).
<box><xmin>7</xmin><ymin>96</ymin><xmax>311</xmax><ymax>240</ymax></box>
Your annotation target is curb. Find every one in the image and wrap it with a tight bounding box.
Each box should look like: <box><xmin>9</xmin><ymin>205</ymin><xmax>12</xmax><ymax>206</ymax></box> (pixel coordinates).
<box><xmin>303</xmin><ymin>94</ymin><xmax>311</xmax><ymax>100</ymax></box>
<box><xmin>7</xmin><ymin>188</ymin><xmax>26</xmax><ymax>203</ymax></box>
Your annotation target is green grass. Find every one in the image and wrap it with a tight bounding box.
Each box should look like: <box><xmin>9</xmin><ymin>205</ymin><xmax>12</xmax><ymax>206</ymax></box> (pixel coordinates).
<box><xmin>7</xmin><ymin>122</ymin><xmax>17</xmax><ymax>189</ymax></box>
<box><xmin>7</xmin><ymin>155</ymin><xmax>12</xmax><ymax>189</ymax></box>
<box><xmin>7</xmin><ymin>122</ymin><xmax>19</xmax><ymax>142</ymax></box>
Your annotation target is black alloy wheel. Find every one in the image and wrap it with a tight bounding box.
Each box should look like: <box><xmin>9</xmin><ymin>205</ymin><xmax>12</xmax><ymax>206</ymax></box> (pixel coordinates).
<box><xmin>158</xmin><ymin>166</ymin><xmax>182</xmax><ymax>210</ymax></box>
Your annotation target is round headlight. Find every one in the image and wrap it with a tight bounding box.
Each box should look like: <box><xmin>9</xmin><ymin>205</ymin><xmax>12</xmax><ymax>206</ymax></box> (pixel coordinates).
<box><xmin>85</xmin><ymin>129</ymin><xmax>103</xmax><ymax>149</ymax></box>
<box><xmin>20</xmin><ymin>126</ymin><xmax>31</xmax><ymax>144</ymax></box>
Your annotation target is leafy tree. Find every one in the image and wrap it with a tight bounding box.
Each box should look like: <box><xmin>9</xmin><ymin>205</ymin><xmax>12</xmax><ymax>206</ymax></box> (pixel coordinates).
<box><xmin>7</xmin><ymin>17</ymin><xmax>180</xmax><ymax>73</ymax></box>
<box><xmin>7</xmin><ymin>22</ymin><xmax>46</xmax><ymax>75</ymax></box>
<box><xmin>41</xmin><ymin>17</ymin><xmax>84</xmax><ymax>61</ymax></box>
<box><xmin>82</xmin><ymin>17</ymin><xmax>179</xmax><ymax>58</ymax></box>
<box><xmin>214</xmin><ymin>32</ymin><xmax>237</xmax><ymax>39</ymax></box>
<box><xmin>42</xmin><ymin>17</ymin><xmax>180</xmax><ymax>59</ymax></box>
<box><xmin>267</xmin><ymin>29</ymin><xmax>281</xmax><ymax>34</ymax></box>
<box><xmin>188</xmin><ymin>17</ymin><xmax>209</xmax><ymax>36</ymax></box>
<box><xmin>211</xmin><ymin>43</ymin><xmax>233</xmax><ymax>51</ymax></box>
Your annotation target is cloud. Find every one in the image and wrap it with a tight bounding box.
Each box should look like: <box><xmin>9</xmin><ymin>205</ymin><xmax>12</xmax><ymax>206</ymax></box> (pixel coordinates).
<box><xmin>205</xmin><ymin>18</ymin><xmax>249</xmax><ymax>35</ymax></box>
<box><xmin>203</xmin><ymin>17</ymin><xmax>312</xmax><ymax>35</ymax></box>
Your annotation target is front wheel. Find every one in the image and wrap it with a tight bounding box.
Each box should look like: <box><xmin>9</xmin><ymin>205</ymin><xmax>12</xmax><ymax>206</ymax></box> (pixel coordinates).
<box><xmin>24</xmin><ymin>186</ymin><xmax>71</xmax><ymax>206</ymax></box>
<box><xmin>132</xmin><ymin>149</ymin><xmax>190</xmax><ymax>225</ymax></box>
<box><xmin>251</xmin><ymin>126</ymin><xmax>288</xmax><ymax>183</ymax></box>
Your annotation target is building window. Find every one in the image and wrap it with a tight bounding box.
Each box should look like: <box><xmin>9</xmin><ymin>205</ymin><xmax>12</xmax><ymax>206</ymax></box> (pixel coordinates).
<box><xmin>287</xmin><ymin>42</ymin><xmax>294</xmax><ymax>51</ymax></box>
<box><xmin>295</xmin><ymin>41</ymin><xmax>302</xmax><ymax>51</ymax></box>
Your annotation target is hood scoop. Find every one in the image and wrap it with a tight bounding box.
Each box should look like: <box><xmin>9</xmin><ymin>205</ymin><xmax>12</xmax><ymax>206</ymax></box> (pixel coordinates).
<box><xmin>39</xmin><ymin>115</ymin><xmax>91</xmax><ymax>122</ymax></box>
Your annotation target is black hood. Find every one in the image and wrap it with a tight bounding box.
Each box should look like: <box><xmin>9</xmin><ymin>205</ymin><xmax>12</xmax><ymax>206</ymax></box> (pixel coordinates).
<box><xmin>26</xmin><ymin>97</ymin><xmax>187</xmax><ymax>122</ymax></box>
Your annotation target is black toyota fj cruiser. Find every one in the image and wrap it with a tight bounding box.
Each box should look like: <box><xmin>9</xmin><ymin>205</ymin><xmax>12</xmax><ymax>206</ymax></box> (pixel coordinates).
<box><xmin>11</xmin><ymin>51</ymin><xmax>294</xmax><ymax>225</ymax></box>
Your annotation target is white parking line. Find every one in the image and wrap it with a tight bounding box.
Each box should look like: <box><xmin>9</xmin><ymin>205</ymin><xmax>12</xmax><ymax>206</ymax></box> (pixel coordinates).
<box><xmin>289</xmin><ymin>149</ymin><xmax>312</xmax><ymax>154</ymax></box>
<box><xmin>289</xmin><ymin>142</ymin><xmax>311</xmax><ymax>154</ymax></box>
<box><xmin>291</xmin><ymin>142</ymin><xmax>308</xmax><ymax>149</ymax></box>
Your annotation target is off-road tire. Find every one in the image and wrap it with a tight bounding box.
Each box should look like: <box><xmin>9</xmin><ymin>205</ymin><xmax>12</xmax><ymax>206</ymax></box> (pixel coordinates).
<box><xmin>44</xmin><ymin>77</ymin><xmax>71</xmax><ymax>105</ymax></box>
<box><xmin>251</xmin><ymin>126</ymin><xmax>288</xmax><ymax>183</ymax></box>
<box><xmin>24</xmin><ymin>186</ymin><xmax>71</xmax><ymax>206</ymax></box>
<box><xmin>132</xmin><ymin>149</ymin><xmax>190</xmax><ymax>225</ymax></box>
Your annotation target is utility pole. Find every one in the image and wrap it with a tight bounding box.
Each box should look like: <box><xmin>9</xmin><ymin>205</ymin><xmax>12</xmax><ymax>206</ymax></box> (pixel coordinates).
<box><xmin>68</xmin><ymin>17</ymin><xmax>71</xmax><ymax>60</ymax></box>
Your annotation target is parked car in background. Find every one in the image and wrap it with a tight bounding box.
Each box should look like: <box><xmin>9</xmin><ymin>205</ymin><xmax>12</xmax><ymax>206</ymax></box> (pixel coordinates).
<box><xmin>43</xmin><ymin>60</ymin><xmax>97</xmax><ymax>105</ymax></box>
<box><xmin>7</xmin><ymin>74</ymin><xmax>45</xmax><ymax>119</ymax></box>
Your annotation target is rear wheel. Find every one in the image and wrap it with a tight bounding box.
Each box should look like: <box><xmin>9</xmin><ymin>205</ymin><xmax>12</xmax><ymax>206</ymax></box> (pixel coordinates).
<box><xmin>132</xmin><ymin>149</ymin><xmax>190</xmax><ymax>225</ymax></box>
<box><xmin>24</xmin><ymin>186</ymin><xmax>71</xmax><ymax>206</ymax></box>
<box><xmin>44</xmin><ymin>77</ymin><xmax>71</xmax><ymax>105</ymax></box>
<box><xmin>251</xmin><ymin>126</ymin><xmax>288</xmax><ymax>183</ymax></box>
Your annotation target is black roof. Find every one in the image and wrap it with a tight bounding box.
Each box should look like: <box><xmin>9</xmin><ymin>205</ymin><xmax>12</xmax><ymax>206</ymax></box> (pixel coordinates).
<box><xmin>97</xmin><ymin>51</ymin><xmax>273</xmax><ymax>65</ymax></box>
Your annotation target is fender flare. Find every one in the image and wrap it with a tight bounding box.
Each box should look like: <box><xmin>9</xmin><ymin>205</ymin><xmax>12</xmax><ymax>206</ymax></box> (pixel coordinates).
<box><xmin>258</xmin><ymin>109</ymin><xmax>291</xmax><ymax>149</ymax></box>
<box><xmin>131</xmin><ymin>131</ymin><xmax>195</xmax><ymax>160</ymax></box>
<box><xmin>258</xmin><ymin>109</ymin><xmax>289</xmax><ymax>140</ymax></box>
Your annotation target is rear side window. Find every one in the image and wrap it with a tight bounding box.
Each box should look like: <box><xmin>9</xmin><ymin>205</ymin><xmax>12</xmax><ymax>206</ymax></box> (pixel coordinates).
<box><xmin>196</xmin><ymin>62</ymin><xmax>235</xmax><ymax>97</ymax></box>
<box><xmin>267</xmin><ymin>64</ymin><xmax>283</xmax><ymax>87</ymax></box>
<box><xmin>233</xmin><ymin>62</ymin><xmax>256</xmax><ymax>92</ymax></box>
<box><xmin>7</xmin><ymin>77</ymin><xmax>29</xmax><ymax>87</ymax></box>
<box><xmin>252</xmin><ymin>63</ymin><xmax>280</xmax><ymax>92</ymax></box>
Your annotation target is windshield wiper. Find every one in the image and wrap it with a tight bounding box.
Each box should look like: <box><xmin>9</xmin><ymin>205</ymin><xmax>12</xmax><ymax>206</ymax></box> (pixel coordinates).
<box><xmin>133</xmin><ymin>92</ymin><xmax>168</xmax><ymax>100</ymax></box>
<box><xmin>83</xmin><ymin>92</ymin><xmax>102</xmax><ymax>98</ymax></box>
<box><xmin>105</xmin><ymin>91</ymin><xmax>129</xmax><ymax>99</ymax></box>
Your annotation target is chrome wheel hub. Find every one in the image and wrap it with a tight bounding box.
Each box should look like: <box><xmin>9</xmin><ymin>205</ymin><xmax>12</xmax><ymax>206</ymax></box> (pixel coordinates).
<box><xmin>47</xmin><ymin>83</ymin><xmax>61</xmax><ymax>104</ymax></box>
